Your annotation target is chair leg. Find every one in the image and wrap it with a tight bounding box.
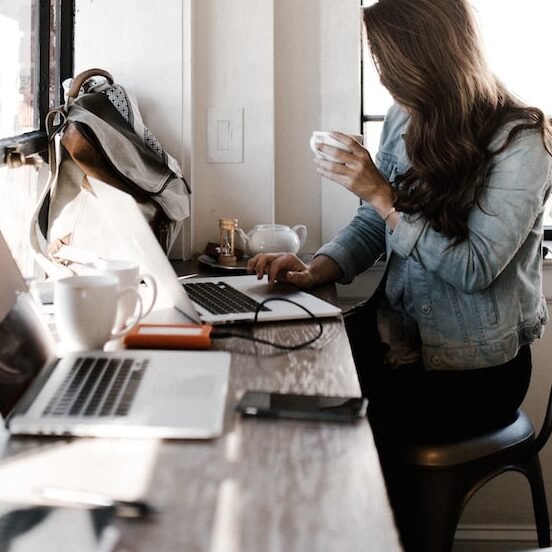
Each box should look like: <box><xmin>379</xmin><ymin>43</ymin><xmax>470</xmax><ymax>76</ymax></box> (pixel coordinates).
<box><xmin>386</xmin><ymin>467</ymin><xmax>468</xmax><ymax>552</ymax></box>
<box><xmin>390</xmin><ymin>457</ymin><xmax>551</xmax><ymax>551</ymax></box>
<box><xmin>518</xmin><ymin>455</ymin><xmax>551</xmax><ymax>548</ymax></box>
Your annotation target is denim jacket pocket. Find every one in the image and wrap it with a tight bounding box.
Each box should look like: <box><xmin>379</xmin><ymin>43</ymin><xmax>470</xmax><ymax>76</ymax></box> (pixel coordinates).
<box><xmin>473</xmin><ymin>288</ymin><xmax>499</xmax><ymax>326</ymax></box>
<box><xmin>439</xmin><ymin>282</ymin><xmax>498</xmax><ymax>343</ymax></box>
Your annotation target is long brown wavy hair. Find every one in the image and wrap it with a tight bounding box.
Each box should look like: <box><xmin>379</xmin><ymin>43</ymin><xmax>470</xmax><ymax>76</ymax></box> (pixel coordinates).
<box><xmin>363</xmin><ymin>0</ymin><xmax>552</xmax><ymax>243</ymax></box>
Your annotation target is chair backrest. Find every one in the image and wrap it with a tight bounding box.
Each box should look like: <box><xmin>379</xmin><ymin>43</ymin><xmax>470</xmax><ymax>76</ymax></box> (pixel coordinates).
<box><xmin>533</xmin><ymin>383</ymin><xmax>552</xmax><ymax>453</ymax></box>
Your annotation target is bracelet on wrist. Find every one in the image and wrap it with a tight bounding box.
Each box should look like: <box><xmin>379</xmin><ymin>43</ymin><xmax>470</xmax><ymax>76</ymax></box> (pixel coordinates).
<box><xmin>383</xmin><ymin>206</ymin><xmax>396</xmax><ymax>223</ymax></box>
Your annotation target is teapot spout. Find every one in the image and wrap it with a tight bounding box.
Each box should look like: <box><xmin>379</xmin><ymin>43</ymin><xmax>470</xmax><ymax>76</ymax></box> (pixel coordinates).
<box><xmin>235</xmin><ymin>227</ymin><xmax>250</xmax><ymax>254</ymax></box>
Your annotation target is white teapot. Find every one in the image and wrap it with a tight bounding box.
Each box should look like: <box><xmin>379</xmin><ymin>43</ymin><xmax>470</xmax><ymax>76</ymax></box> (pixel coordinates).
<box><xmin>236</xmin><ymin>224</ymin><xmax>307</xmax><ymax>256</ymax></box>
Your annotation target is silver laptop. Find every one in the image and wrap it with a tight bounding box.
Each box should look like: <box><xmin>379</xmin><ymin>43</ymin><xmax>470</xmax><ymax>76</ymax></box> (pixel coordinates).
<box><xmin>0</xmin><ymin>232</ymin><xmax>230</xmax><ymax>439</ymax></box>
<box><xmin>86</xmin><ymin>177</ymin><xmax>342</xmax><ymax>325</ymax></box>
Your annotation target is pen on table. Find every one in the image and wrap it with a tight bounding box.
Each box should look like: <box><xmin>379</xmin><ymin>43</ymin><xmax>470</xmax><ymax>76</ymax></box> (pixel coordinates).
<box><xmin>177</xmin><ymin>273</ymin><xmax>199</xmax><ymax>280</ymax></box>
<box><xmin>37</xmin><ymin>486</ymin><xmax>159</xmax><ymax>518</ymax></box>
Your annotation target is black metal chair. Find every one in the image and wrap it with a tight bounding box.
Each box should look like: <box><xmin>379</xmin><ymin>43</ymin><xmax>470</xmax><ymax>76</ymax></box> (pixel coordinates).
<box><xmin>343</xmin><ymin>298</ymin><xmax>552</xmax><ymax>550</ymax></box>
<box><xmin>383</xmin><ymin>386</ymin><xmax>552</xmax><ymax>552</ymax></box>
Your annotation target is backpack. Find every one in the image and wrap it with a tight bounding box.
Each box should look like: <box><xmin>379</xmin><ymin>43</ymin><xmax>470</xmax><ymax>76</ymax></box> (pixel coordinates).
<box><xmin>30</xmin><ymin>68</ymin><xmax>190</xmax><ymax>277</ymax></box>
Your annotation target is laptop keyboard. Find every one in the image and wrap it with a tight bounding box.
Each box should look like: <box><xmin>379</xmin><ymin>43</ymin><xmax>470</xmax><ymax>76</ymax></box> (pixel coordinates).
<box><xmin>42</xmin><ymin>357</ymin><xmax>147</xmax><ymax>418</ymax></box>
<box><xmin>183</xmin><ymin>281</ymin><xmax>271</xmax><ymax>315</ymax></box>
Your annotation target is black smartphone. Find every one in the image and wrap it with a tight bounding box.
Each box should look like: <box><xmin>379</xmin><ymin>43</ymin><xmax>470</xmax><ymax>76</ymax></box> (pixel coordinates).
<box><xmin>235</xmin><ymin>391</ymin><xmax>368</xmax><ymax>423</ymax></box>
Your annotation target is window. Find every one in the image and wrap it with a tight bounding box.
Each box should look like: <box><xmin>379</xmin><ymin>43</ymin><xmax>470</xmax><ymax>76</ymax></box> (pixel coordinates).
<box><xmin>0</xmin><ymin>0</ymin><xmax>74</xmax><ymax>158</ymax></box>
<box><xmin>361</xmin><ymin>0</ymin><xmax>552</xmax><ymax>223</ymax></box>
<box><xmin>0</xmin><ymin>0</ymin><xmax>73</xmax><ymax>276</ymax></box>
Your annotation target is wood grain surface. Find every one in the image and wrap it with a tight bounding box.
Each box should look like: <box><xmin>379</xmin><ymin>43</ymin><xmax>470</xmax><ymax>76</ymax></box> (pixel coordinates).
<box><xmin>115</xmin><ymin>317</ymin><xmax>402</xmax><ymax>551</ymax></box>
<box><xmin>0</xmin><ymin>259</ymin><xmax>402</xmax><ymax>551</ymax></box>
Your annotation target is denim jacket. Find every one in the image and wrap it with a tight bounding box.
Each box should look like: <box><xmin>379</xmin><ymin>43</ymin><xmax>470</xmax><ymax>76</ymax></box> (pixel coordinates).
<box><xmin>317</xmin><ymin>104</ymin><xmax>552</xmax><ymax>370</ymax></box>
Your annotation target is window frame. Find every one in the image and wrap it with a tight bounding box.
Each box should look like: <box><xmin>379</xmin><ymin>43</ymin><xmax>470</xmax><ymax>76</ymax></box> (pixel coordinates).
<box><xmin>360</xmin><ymin>30</ymin><xmax>385</xmax><ymax>129</ymax></box>
<box><xmin>0</xmin><ymin>0</ymin><xmax>74</xmax><ymax>164</ymax></box>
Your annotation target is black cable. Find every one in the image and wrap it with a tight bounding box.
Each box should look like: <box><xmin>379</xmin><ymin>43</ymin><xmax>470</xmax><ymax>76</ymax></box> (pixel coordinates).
<box><xmin>212</xmin><ymin>297</ymin><xmax>324</xmax><ymax>351</ymax></box>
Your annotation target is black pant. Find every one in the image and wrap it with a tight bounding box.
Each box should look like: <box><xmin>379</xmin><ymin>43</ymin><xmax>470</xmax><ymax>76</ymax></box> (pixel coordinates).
<box><xmin>368</xmin><ymin>346</ymin><xmax>532</xmax><ymax>443</ymax></box>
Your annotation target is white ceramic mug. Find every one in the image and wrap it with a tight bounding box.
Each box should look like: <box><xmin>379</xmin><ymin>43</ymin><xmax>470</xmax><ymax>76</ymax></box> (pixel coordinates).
<box><xmin>310</xmin><ymin>131</ymin><xmax>363</xmax><ymax>163</ymax></box>
<box><xmin>54</xmin><ymin>274</ymin><xmax>142</xmax><ymax>351</ymax></box>
<box><xmin>83</xmin><ymin>259</ymin><xmax>157</xmax><ymax>331</ymax></box>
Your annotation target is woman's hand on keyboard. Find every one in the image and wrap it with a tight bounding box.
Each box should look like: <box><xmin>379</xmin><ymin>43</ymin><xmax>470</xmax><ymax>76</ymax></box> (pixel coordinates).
<box><xmin>247</xmin><ymin>253</ymin><xmax>342</xmax><ymax>289</ymax></box>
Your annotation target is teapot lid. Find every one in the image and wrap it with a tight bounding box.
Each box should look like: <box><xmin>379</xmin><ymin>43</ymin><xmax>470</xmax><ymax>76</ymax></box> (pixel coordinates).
<box><xmin>253</xmin><ymin>224</ymin><xmax>289</xmax><ymax>231</ymax></box>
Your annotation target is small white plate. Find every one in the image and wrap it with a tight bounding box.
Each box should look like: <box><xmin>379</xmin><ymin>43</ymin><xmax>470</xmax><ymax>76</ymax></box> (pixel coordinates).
<box><xmin>197</xmin><ymin>254</ymin><xmax>250</xmax><ymax>273</ymax></box>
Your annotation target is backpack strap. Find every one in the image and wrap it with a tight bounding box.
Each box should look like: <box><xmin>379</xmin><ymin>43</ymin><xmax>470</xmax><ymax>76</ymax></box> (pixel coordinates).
<box><xmin>65</xmin><ymin>68</ymin><xmax>114</xmax><ymax>110</ymax></box>
<box><xmin>28</xmin><ymin>107</ymin><xmax>75</xmax><ymax>278</ymax></box>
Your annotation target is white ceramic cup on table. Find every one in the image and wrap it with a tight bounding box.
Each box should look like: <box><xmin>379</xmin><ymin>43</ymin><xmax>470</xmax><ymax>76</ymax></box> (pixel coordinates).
<box><xmin>54</xmin><ymin>274</ymin><xmax>143</xmax><ymax>351</ymax></box>
<box><xmin>83</xmin><ymin>259</ymin><xmax>157</xmax><ymax>331</ymax></box>
<box><xmin>310</xmin><ymin>131</ymin><xmax>364</xmax><ymax>163</ymax></box>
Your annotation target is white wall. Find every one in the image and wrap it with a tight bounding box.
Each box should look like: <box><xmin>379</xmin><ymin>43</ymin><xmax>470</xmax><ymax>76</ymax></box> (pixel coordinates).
<box><xmin>75</xmin><ymin>0</ymin><xmax>360</xmax><ymax>257</ymax></box>
<box><xmin>192</xmin><ymin>0</ymin><xmax>360</xmax><ymax>253</ymax></box>
<box><xmin>75</xmin><ymin>0</ymin><xmax>184</xmax><ymax>177</ymax></box>
<box><xmin>191</xmin><ymin>0</ymin><xmax>275</xmax><ymax>250</ymax></box>
<box><xmin>274</xmin><ymin>0</ymin><xmax>361</xmax><ymax>248</ymax></box>
<box><xmin>74</xmin><ymin>0</ymin><xmax>191</xmax><ymax>258</ymax></box>
<box><xmin>318</xmin><ymin>0</ymin><xmax>363</xmax><ymax>243</ymax></box>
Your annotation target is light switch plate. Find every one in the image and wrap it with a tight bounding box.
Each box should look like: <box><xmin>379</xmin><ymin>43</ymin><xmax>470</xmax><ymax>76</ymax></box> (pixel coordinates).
<box><xmin>207</xmin><ymin>107</ymin><xmax>244</xmax><ymax>163</ymax></box>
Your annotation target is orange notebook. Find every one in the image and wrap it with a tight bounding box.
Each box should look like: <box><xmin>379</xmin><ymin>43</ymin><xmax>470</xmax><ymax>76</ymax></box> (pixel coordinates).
<box><xmin>123</xmin><ymin>323</ymin><xmax>213</xmax><ymax>350</ymax></box>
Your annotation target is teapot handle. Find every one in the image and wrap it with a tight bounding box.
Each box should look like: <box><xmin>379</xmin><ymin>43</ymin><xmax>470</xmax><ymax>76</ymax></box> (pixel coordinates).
<box><xmin>292</xmin><ymin>225</ymin><xmax>307</xmax><ymax>250</ymax></box>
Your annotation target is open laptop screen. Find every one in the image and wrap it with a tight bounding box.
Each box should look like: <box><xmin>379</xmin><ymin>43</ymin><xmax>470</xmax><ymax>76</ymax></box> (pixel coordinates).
<box><xmin>0</xmin><ymin>232</ymin><xmax>54</xmax><ymax>417</ymax></box>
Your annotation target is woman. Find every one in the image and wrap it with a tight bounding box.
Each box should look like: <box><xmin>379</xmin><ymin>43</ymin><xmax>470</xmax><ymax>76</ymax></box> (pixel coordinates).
<box><xmin>248</xmin><ymin>0</ymin><xmax>552</xmax><ymax>440</ymax></box>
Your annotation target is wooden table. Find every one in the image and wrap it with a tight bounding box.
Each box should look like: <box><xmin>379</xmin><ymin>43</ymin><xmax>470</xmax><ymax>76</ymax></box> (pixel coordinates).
<box><xmin>1</xmin><ymin>260</ymin><xmax>403</xmax><ymax>552</ymax></box>
<box><xmin>115</xmin><ymin>314</ymin><xmax>402</xmax><ymax>552</ymax></box>
<box><xmin>112</xmin><ymin>260</ymin><xmax>401</xmax><ymax>551</ymax></box>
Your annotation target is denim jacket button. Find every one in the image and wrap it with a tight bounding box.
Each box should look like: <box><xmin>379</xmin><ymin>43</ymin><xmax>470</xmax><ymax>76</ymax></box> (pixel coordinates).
<box><xmin>421</xmin><ymin>304</ymin><xmax>432</xmax><ymax>314</ymax></box>
<box><xmin>431</xmin><ymin>355</ymin><xmax>441</xmax><ymax>367</ymax></box>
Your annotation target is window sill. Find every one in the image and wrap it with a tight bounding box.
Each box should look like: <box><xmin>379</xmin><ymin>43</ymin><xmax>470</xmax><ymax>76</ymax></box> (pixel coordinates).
<box><xmin>0</xmin><ymin>131</ymin><xmax>48</xmax><ymax>167</ymax></box>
